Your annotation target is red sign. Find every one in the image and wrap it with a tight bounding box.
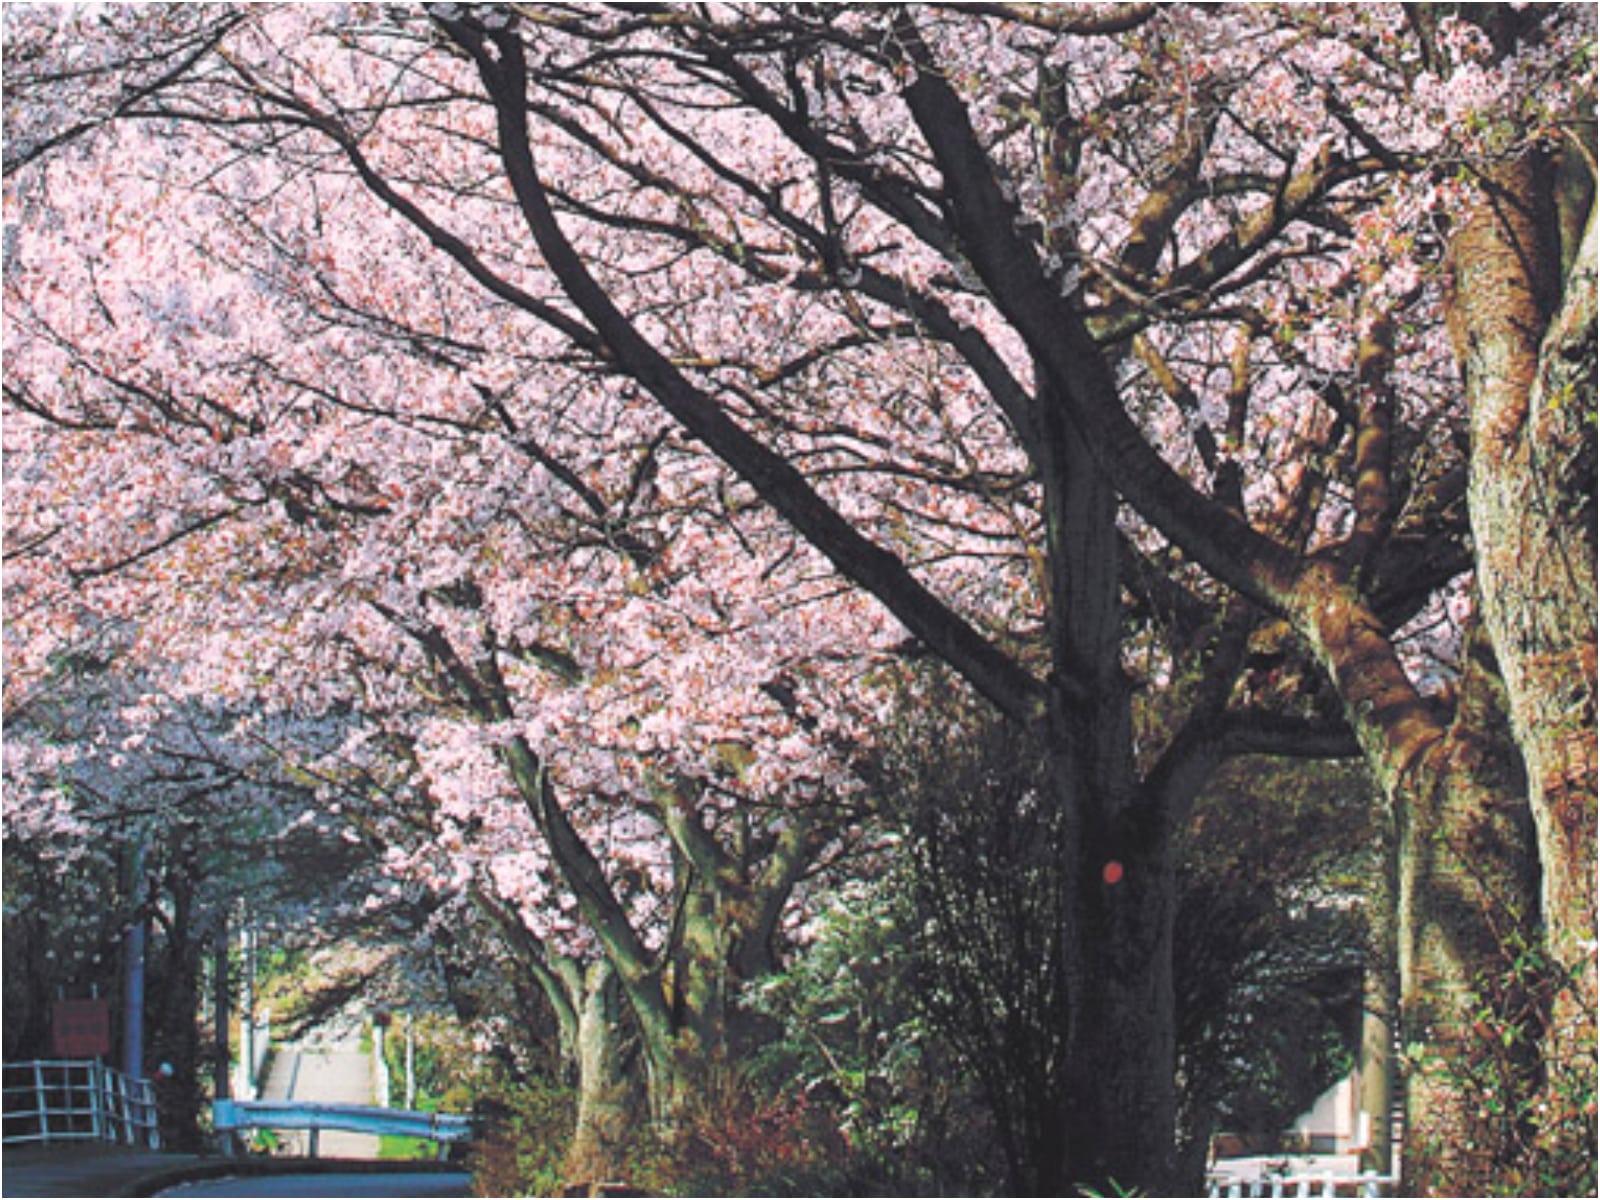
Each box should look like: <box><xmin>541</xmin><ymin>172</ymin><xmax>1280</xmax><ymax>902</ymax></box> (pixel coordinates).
<box><xmin>51</xmin><ymin>998</ymin><xmax>112</xmax><ymax>1058</ymax></box>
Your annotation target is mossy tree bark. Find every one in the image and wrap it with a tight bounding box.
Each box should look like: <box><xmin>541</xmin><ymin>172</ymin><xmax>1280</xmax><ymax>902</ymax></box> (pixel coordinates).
<box><xmin>1393</xmin><ymin>624</ymin><xmax>1543</xmax><ymax>1192</ymax></box>
<box><xmin>1447</xmin><ymin>147</ymin><xmax>1597</xmax><ymax>1085</ymax></box>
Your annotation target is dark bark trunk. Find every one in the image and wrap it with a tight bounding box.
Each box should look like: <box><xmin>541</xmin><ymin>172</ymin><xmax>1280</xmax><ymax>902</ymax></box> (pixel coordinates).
<box><xmin>1060</xmin><ymin>797</ymin><xmax>1178</xmax><ymax>1194</ymax></box>
<box><xmin>150</xmin><ymin>864</ymin><xmax>207</xmax><ymax>1152</ymax></box>
<box><xmin>212</xmin><ymin>914</ymin><xmax>231</xmax><ymax>1103</ymax></box>
<box><xmin>1042</xmin><ymin>392</ymin><xmax>1179</xmax><ymax>1195</ymax></box>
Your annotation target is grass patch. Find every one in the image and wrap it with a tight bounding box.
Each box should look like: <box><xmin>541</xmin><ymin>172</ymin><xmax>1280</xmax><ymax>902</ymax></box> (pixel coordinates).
<box><xmin>378</xmin><ymin>1134</ymin><xmax>438</xmax><ymax>1161</ymax></box>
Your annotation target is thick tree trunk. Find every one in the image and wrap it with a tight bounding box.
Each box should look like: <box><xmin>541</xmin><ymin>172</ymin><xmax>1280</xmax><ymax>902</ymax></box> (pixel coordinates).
<box><xmin>1394</xmin><ymin>625</ymin><xmax>1543</xmax><ymax>1194</ymax></box>
<box><xmin>1449</xmin><ymin>156</ymin><xmax>1597</xmax><ymax>1069</ymax></box>
<box><xmin>1289</xmin><ymin>568</ymin><xmax>1545</xmax><ymax>1194</ymax></box>
<box><xmin>1061</xmin><ymin>810</ymin><xmax>1178</xmax><ymax>1195</ymax></box>
<box><xmin>1043</xmin><ymin>396</ymin><xmax>1179</xmax><ymax>1195</ymax></box>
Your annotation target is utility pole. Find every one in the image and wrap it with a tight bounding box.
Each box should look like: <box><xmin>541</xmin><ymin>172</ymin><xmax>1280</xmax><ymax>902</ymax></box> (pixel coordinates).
<box><xmin>405</xmin><ymin>1017</ymin><xmax>416</xmax><ymax>1111</ymax></box>
<box><xmin>121</xmin><ymin>843</ymin><xmax>147</xmax><ymax>1079</ymax></box>
<box><xmin>213</xmin><ymin>915</ymin><xmax>231</xmax><ymax>1101</ymax></box>
<box><xmin>238</xmin><ymin>919</ymin><xmax>256</xmax><ymax>1099</ymax></box>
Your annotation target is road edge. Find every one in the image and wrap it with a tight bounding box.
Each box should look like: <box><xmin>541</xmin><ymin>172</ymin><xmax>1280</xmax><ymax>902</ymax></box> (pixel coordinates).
<box><xmin>118</xmin><ymin>1156</ymin><xmax>468</xmax><ymax>1197</ymax></box>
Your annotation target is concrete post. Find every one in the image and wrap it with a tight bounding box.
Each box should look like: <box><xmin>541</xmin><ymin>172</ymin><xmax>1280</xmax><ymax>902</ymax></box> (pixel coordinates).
<box><xmin>121</xmin><ymin>844</ymin><xmax>147</xmax><ymax>1080</ymax></box>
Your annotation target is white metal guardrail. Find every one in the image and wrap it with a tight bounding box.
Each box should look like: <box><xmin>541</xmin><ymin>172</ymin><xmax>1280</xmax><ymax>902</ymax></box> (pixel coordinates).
<box><xmin>1206</xmin><ymin>1172</ymin><xmax>1396</xmax><ymax>1198</ymax></box>
<box><xmin>213</xmin><ymin>1098</ymin><xmax>473</xmax><ymax>1158</ymax></box>
<box><xmin>1</xmin><ymin>1060</ymin><xmax>160</xmax><ymax>1148</ymax></box>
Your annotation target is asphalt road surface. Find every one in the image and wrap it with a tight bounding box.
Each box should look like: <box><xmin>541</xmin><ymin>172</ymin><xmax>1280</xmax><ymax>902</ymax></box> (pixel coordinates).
<box><xmin>155</xmin><ymin>1170</ymin><xmax>474</xmax><ymax>1197</ymax></box>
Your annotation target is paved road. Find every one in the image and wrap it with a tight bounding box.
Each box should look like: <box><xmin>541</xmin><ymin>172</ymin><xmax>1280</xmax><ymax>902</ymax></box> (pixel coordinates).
<box><xmin>1</xmin><ymin>1145</ymin><xmax>210</xmax><ymax>1198</ymax></box>
<box><xmin>257</xmin><ymin>1034</ymin><xmax>380</xmax><ymax>1159</ymax></box>
<box><xmin>154</xmin><ymin>1170</ymin><xmax>473</xmax><ymax>1197</ymax></box>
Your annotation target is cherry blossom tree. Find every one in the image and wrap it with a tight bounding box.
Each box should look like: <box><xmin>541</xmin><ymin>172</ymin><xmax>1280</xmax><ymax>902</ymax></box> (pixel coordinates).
<box><xmin>4</xmin><ymin>3</ymin><xmax>1593</xmax><ymax>1193</ymax></box>
<box><xmin>4</xmin><ymin>8</ymin><xmax>898</xmax><ymax>1162</ymax></box>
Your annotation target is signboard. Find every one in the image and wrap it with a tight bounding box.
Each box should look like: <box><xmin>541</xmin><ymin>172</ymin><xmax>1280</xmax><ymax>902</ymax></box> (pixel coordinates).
<box><xmin>51</xmin><ymin>997</ymin><xmax>112</xmax><ymax>1058</ymax></box>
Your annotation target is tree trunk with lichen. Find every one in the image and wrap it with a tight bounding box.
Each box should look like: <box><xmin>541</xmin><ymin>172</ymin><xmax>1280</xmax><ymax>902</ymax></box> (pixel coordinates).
<box><xmin>1283</xmin><ymin>566</ymin><xmax>1544</xmax><ymax>1194</ymax></box>
<box><xmin>1393</xmin><ymin>623</ymin><xmax>1543</xmax><ymax>1194</ymax></box>
<box><xmin>565</xmin><ymin>960</ymin><xmax>638</xmax><ymax>1185</ymax></box>
<box><xmin>1445</xmin><ymin>144</ymin><xmax>1598</xmax><ymax>1185</ymax></box>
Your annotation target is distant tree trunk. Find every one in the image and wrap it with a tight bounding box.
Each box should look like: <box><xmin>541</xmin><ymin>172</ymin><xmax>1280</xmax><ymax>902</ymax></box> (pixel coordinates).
<box><xmin>212</xmin><ymin>913</ymin><xmax>231</xmax><ymax>1104</ymax></box>
<box><xmin>627</xmin><ymin>783</ymin><xmax>818</xmax><ymax>1134</ymax></box>
<box><xmin>633</xmin><ymin>880</ymin><xmax>721</xmax><ymax>1135</ymax></box>
<box><xmin>633</xmin><ymin>862</ymin><xmax>786</xmax><ymax>1133</ymax></box>
<box><xmin>1358</xmin><ymin>845</ymin><xmax>1399</xmax><ymax>1177</ymax></box>
<box><xmin>566</xmin><ymin>960</ymin><xmax>637</xmax><ymax>1184</ymax></box>
<box><xmin>149</xmin><ymin>860</ymin><xmax>207</xmax><ymax>1152</ymax></box>
<box><xmin>468</xmin><ymin>889</ymin><xmax>646</xmax><ymax>1184</ymax></box>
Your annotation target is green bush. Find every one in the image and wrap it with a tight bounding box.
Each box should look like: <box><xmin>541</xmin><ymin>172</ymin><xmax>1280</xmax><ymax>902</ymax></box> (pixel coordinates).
<box><xmin>468</xmin><ymin>1076</ymin><xmax>578</xmax><ymax>1199</ymax></box>
<box><xmin>746</xmin><ymin>877</ymin><xmax>1007</xmax><ymax>1196</ymax></box>
<box><xmin>624</xmin><ymin>1077</ymin><xmax>855</xmax><ymax>1197</ymax></box>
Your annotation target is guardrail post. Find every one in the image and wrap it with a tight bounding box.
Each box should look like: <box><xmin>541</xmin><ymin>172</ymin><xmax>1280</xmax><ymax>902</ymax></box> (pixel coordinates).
<box><xmin>34</xmin><ymin>1062</ymin><xmax>48</xmax><ymax>1142</ymax></box>
<box><xmin>215</xmin><ymin>1098</ymin><xmax>241</xmax><ymax>1157</ymax></box>
<box><xmin>88</xmin><ymin>1063</ymin><xmax>98</xmax><ymax>1139</ymax></box>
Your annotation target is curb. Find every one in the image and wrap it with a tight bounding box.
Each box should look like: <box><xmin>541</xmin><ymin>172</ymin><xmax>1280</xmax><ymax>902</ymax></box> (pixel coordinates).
<box><xmin>117</xmin><ymin>1156</ymin><xmax>467</xmax><ymax>1197</ymax></box>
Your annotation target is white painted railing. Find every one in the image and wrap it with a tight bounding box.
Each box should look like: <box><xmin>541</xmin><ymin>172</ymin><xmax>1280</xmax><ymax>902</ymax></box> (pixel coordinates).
<box><xmin>1</xmin><ymin>1059</ymin><xmax>160</xmax><ymax>1148</ymax></box>
<box><xmin>212</xmin><ymin>1098</ymin><xmax>472</xmax><ymax>1158</ymax></box>
<box><xmin>1206</xmin><ymin>1172</ymin><xmax>1396</xmax><ymax>1198</ymax></box>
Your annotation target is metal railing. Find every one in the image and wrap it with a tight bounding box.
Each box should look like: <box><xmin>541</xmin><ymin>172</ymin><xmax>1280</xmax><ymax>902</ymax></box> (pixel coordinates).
<box><xmin>1206</xmin><ymin>1172</ymin><xmax>1396</xmax><ymax>1198</ymax></box>
<box><xmin>2</xmin><ymin>1060</ymin><xmax>160</xmax><ymax>1148</ymax></box>
<box><xmin>212</xmin><ymin>1098</ymin><xmax>473</xmax><ymax>1159</ymax></box>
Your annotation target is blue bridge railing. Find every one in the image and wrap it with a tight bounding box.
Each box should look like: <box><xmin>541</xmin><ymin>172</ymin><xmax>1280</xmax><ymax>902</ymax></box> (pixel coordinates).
<box><xmin>213</xmin><ymin>1098</ymin><xmax>472</xmax><ymax>1158</ymax></box>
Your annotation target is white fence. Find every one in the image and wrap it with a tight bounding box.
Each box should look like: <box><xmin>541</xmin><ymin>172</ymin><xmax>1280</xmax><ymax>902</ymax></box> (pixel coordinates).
<box><xmin>1206</xmin><ymin>1172</ymin><xmax>1396</xmax><ymax>1198</ymax></box>
<box><xmin>1</xmin><ymin>1059</ymin><xmax>160</xmax><ymax>1148</ymax></box>
<box><xmin>213</xmin><ymin>1098</ymin><xmax>473</xmax><ymax>1159</ymax></box>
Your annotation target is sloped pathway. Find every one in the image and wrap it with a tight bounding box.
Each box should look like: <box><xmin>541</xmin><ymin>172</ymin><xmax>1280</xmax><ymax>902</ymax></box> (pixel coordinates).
<box><xmin>256</xmin><ymin>1034</ymin><xmax>380</xmax><ymax>1159</ymax></box>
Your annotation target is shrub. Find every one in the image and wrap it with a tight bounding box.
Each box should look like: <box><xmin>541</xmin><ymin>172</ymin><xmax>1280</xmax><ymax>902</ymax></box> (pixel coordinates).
<box><xmin>648</xmin><ymin>1077</ymin><xmax>854</xmax><ymax>1197</ymax></box>
<box><xmin>468</xmin><ymin>1076</ymin><xmax>577</xmax><ymax>1199</ymax></box>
